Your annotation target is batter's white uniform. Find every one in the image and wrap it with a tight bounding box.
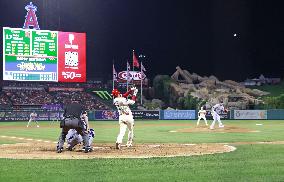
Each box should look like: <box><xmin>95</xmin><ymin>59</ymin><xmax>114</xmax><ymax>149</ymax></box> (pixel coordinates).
<box><xmin>197</xmin><ymin>107</ymin><xmax>208</xmax><ymax>126</ymax></box>
<box><xmin>114</xmin><ymin>96</ymin><xmax>135</xmax><ymax>147</ymax></box>
<box><xmin>210</xmin><ymin>104</ymin><xmax>225</xmax><ymax>129</ymax></box>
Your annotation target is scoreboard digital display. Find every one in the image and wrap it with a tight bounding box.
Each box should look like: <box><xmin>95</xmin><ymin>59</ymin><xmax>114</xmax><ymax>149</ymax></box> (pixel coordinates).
<box><xmin>3</xmin><ymin>27</ymin><xmax>86</xmax><ymax>82</ymax></box>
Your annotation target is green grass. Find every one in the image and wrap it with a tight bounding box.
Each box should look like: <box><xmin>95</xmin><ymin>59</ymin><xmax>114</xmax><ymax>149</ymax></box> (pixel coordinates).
<box><xmin>0</xmin><ymin>145</ymin><xmax>283</xmax><ymax>182</ymax></box>
<box><xmin>1</xmin><ymin>120</ymin><xmax>283</xmax><ymax>143</ymax></box>
<box><xmin>0</xmin><ymin>139</ymin><xmax>19</xmax><ymax>145</ymax></box>
<box><xmin>248</xmin><ymin>81</ymin><xmax>284</xmax><ymax>97</ymax></box>
<box><xmin>0</xmin><ymin>120</ymin><xmax>283</xmax><ymax>182</ymax></box>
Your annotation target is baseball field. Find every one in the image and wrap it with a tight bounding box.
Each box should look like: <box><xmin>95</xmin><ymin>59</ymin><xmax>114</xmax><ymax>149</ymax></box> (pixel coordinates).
<box><xmin>0</xmin><ymin>119</ymin><xmax>283</xmax><ymax>182</ymax></box>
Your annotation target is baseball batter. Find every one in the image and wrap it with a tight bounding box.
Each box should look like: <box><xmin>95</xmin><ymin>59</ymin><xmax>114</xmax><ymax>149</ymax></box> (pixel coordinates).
<box><xmin>197</xmin><ymin>106</ymin><xmax>208</xmax><ymax>126</ymax></box>
<box><xmin>27</xmin><ymin>111</ymin><xmax>39</xmax><ymax>128</ymax></box>
<box><xmin>112</xmin><ymin>87</ymin><xmax>138</xmax><ymax>149</ymax></box>
<box><xmin>66</xmin><ymin>128</ymin><xmax>95</xmax><ymax>151</ymax></box>
<box><xmin>210</xmin><ymin>103</ymin><xmax>226</xmax><ymax>129</ymax></box>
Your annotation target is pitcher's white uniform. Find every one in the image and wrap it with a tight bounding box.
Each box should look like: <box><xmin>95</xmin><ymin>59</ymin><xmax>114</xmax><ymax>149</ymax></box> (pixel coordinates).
<box><xmin>197</xmin><ymin>107</ymin><xmax>208</xmax><ymax>126</ymax></box>
<box><xmin>112</xmin><ymin>87</ymin><xmax>138</xmax><ymax>149</ymax></box>
<box><xmin>210</xmin><ymin>103</ymin><xmax>225</xmax><ymax>129</ymax></box>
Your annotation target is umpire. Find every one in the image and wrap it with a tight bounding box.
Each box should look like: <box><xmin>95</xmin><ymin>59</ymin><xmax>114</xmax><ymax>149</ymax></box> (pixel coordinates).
<box><xmin>56</xmin><ymin>99</ymin><xmax>92</xmax><ymax>153</ymax></box>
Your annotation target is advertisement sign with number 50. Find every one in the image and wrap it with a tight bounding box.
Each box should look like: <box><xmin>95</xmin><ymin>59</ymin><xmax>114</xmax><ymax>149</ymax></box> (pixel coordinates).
<box><xmin>58</xmin><ymin>32</ymin><xmax>86</xmax><ymax>82</ymax></box>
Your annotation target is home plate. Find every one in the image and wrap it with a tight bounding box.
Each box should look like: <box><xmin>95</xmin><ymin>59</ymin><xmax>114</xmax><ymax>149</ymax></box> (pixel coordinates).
<box><xmin>149</xmin><ymin>145</ymin><xmax>161</xmax><ymax>148</ymax></box>
<box><xmin>182</xmin><ymin>144</ymin><xmax>196</xmax><ymax>146</ymax></box>
<box><xmin>93</xmin><ymin>147</ymin><xmax>106</xmax><ymax>149</ymax></box>
<box><xmin>256</xmin><ymin>124</ymin><xmax>263</xmax><ymax>126</ymax></box>
<box><xmin>169</xmin><ymin>130</ymin><xmax>177</xmax><ymax>133</ymax></box>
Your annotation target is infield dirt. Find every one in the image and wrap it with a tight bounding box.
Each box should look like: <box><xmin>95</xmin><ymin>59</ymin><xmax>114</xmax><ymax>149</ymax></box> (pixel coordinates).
<box><xmin>0</xmin><ymin>142</ymin><xmax>235</xmax><ymax>159</ymax></box>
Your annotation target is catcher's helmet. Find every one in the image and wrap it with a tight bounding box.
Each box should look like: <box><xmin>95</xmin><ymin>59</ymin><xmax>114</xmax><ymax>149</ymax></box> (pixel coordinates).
<box><xmin>111</xmin><ymin>89</ymin><xmax>120</xmax><ymax>97</ymax></box>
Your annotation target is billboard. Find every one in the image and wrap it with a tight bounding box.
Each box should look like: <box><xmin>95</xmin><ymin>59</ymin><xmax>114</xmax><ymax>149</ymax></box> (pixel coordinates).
<box><xmin>93</xmin><ymin>110</ymin><xmax>160</xmax><ymax>120</ymax></box>
<box><xmin>161</xmin><ymin>110</ymin><xmax>196</xmax><ymax>120</ymax></box>
<box><xmin>3</xmin><ymin>27</ymin><xmax>86</xmax><ymax>82</ymax></box>
<box><xmin>205</xmin><ymin>110</ymin><xmax>230</xmax><ymax>120</ymax></box>
<box><xmin>234</xmin><ymin>110</ymin><xmax>267</xmax><ymax>119</ymax></box>
<box><xmin>132</xmin><ymin>110</ymin><xmax>160</xmax><ymax>119</ymax></box>
<box><xmin>58</xmin><ymin>32</ymin><xmax>86</xmax><ymax>82</ymax></box>
<box><xmin>117</xmin><ymin>71</ymin><xmax>146</xmax><ymax>81</ymax></box>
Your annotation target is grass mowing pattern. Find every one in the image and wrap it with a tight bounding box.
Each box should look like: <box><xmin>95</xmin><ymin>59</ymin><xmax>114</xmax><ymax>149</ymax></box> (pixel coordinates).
<box><xmin>1</xmin><ymin>120</ymin><xmax>283</xmax><ymax>143</ymax></box>
<box><xmin>0</xmin><ymin>145</ymin><xmax>283</xmax><ymax>182</ymax></box>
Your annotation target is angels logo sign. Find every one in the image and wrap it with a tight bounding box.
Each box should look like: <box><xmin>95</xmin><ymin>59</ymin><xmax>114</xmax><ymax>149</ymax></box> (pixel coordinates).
<box><xmin>23</xmin><ymin>2</ymin><xmax>40</xmax><ymax>30</ymax></box>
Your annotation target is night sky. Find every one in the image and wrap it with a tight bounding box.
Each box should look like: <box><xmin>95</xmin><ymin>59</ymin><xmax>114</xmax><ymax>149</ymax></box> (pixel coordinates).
<box><xmin>1</xmin><ymin>0</ymin><xmax>284</xmax><ymax>82</ymax></box>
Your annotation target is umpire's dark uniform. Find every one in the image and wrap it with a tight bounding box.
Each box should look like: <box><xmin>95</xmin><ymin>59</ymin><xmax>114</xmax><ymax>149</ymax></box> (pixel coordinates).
<box><xmin>56</xmin><ymin>100</ymin><xmax>91</xmax><ymax>153</ymax></box>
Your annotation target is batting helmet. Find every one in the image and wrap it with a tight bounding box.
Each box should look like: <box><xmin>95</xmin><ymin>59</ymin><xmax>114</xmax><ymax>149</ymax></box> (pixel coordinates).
<box><xmin>111</xmin><ymin>89</ymin><xmax>120</xmax><ymax>97</ymax></box>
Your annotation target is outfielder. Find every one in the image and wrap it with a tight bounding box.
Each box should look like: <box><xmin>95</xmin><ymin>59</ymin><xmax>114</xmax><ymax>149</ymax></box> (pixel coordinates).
<box><xmin>112</xmin><ymin>87</ymin><xmax>138</xmax><ymax>149</ymax></box>
<box><xmin>210</xmin><ymin>103</ymin><xmax>226</xmax><ymax>129</ymax></box>
<box><xmin>197</xmin><ymin>106</ymin><xmax>208</xmax><ymax>126</ymax></box>
<box><xmin>66</xmin><ymin>128</ymin><xmax>95</xmax><ymax>151</ymax></box>
<box><xmin>27</xmin><ymin>111</ymin><xmax>39</xmax><ymax>128</ymax></box>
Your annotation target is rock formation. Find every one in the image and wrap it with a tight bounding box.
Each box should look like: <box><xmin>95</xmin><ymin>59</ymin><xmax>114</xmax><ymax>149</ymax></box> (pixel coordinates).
<box><xmin>170</xmin><ymin>66</ymin><xmax>270</xmax><ymax>109</ymax></box>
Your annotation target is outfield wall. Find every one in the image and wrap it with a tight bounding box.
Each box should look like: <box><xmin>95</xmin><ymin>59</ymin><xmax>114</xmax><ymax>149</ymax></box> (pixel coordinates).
<box><xmin>0</xmin><ymin>109</ymin><xmax>284</xmax><ymax>121</ymax></box>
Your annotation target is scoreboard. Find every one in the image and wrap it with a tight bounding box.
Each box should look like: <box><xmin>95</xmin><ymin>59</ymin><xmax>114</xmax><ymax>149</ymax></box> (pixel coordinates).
<box><xmin>3</xmin><ymin>27</ymin><xmax>86</xmax><ymax>82</ymax></box>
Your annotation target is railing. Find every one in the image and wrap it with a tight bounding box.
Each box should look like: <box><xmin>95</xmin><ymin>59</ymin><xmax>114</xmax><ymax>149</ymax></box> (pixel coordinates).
<box><xmin>0</xmin><ymin>109</ymin><xmax>284</xmax><ymax>121</ymax></box>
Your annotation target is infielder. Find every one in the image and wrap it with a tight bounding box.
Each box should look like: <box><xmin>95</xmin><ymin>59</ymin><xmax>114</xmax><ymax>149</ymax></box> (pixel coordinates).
<box><xmin>210</xmin><ymin>103</ymin><xmax>226</xmax><ymax>129</ymax></box>
<box><xmin>197</xmin><ymin>106</ymin><xmax>208</xmax><ymax>126</ymax></box>
<box><xmin>66</xmin><ymin>128</ymin><xmax>95</xmax><ymax>151</ymax></box>
<box><xmin>112</xmin><ymin>87</ymin><xmax>138</xmax><ymax>149</ymax></box>
<box><xmin>51</xmin><ymin>112</ymin><xmax>61</xmax><ymax>123</ymax></box>
<box><xmin>27</xmin><ymin>111</ymin><xmax>39</xmax><ymax>128</ymax></box>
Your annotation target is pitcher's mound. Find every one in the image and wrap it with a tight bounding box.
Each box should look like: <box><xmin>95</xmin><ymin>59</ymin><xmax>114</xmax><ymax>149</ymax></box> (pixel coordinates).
<box><xmin>174</xmin><ymin>126</ymin><xmax>258</xmax><ymax>133</ymax></box>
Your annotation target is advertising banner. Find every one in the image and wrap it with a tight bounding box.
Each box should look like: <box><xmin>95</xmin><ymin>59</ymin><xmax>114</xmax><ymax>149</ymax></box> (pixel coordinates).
<box><xmin>94</xmin><ymin>110</ymin><xmax>160</xmax><ymax>120</ymax></box>
<box><xmin>3</xmin><ymin>27</ymin><xmax>86</xmax><ymax>82</ymax></box>
<box><xmin>0</xmin><ymin>111</ymin><xmax>63</xmax><ymax>121</ymax></box>
<box><xmin>267</xmin><ymin>109</ymin><xmax>284</xmax><ymax>120</ymax></box>
<box><xmin>117</xmin><ymin>71</ymin><xmax>146</xmax><ymax>81</ymax></box>
<box><xmin>58</xmin><ymin>32</ymin><xmax>86</xmax><ymax>82</ymax></box>
<box><xmin>205</xmin><ymin>111</ymin><xmax>230</xmax><ymax>119</ymax></box>
<box><xmin>234</xmin><ymin>110</ymin><xmax>267</xmax><ymax>119</ymax></box>
<box><xmin>162</xmin><ymin>110</ymin><xmax>196</xmax><ymax>120</ymax></box>
<box><xmin>132</xmin><ymin>110</ymin><xmax>160</xmax><ymax>119</ymax></box>
<box><xmin>48</xmin><ymin>87</ymin><xmax>84</xmax><ymax>92</ymax></box>
<box><xmin>95</xmin><ymin>111</ymin><xmax>119</xmax><ymax>120</ymax></box>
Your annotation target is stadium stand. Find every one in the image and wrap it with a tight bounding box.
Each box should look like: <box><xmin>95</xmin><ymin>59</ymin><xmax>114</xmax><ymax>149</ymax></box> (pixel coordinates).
<box><xmin>0</xmin><ymin>81</ymin><xmax>111</xmax><ymax>110</ymax></box>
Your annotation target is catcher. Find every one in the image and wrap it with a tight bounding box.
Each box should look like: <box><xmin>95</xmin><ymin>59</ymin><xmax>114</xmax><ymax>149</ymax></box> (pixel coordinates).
<box><xmin>112</xmin><ymin>87</ymin><xmax>138</xmax><ymax>149</ymax></box>
<box><xmin>66</xmin><ymin>128</ymin><xmax>95</xmax><ymax>151</ymax></box>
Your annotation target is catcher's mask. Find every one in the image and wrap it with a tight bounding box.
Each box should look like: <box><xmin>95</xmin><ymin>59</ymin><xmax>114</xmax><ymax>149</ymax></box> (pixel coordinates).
<box><xmin>111</xmin><ymin>89</ymin><xmax>120</xmax><ymax>97</ymax></box>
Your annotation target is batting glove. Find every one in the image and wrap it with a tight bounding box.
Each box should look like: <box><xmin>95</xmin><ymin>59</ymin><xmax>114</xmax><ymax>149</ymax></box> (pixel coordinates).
<box><xmin>133</xmin><ymin>88</ymin><xmax>138</xmax><ymax>96</ymax></box>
